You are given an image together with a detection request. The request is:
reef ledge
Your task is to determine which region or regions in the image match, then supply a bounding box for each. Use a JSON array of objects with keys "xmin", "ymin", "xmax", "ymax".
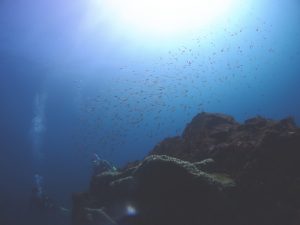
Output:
[{"xmin": 72, "ymin": 112, "xmax": 300, "ymax": 225}]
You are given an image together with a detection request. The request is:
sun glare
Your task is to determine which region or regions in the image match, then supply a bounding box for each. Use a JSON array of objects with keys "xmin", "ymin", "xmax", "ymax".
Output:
[{"xmin": 98, "ymin": 0, "xmax": 237, "ymax": 37}]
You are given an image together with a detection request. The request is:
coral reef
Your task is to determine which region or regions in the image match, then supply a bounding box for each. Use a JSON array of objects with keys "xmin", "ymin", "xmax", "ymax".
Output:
[{"xmin": 72, "ymin": 112, "xmax": 300, "ymax": 225}]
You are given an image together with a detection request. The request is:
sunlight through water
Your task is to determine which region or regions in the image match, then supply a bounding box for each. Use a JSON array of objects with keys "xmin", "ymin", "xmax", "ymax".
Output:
[{"xmin": 85, "ymin": 0, "xmax": 239, "ymax": 39}]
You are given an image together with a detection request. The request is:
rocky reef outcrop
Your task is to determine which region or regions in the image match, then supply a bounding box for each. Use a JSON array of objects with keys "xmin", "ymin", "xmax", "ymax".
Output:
[{"xmin": 72, "ymin": 112, "xmax": 300, "ymax": 225}]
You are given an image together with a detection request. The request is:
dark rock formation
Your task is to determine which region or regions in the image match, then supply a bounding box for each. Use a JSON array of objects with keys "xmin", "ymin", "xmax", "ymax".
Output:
[
  {"xmin": 72, "ymin": 112, "xmax": 300, "ymax": 225},
  {"xmin": 151, "ymin": 112, "xmax": 299, "ymax": 175}
]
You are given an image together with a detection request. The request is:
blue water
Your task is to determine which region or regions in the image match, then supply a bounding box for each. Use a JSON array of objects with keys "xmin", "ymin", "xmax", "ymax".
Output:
[{"xmin": 0, "ymin": 0, "xmax": 299, "ymax": 224}]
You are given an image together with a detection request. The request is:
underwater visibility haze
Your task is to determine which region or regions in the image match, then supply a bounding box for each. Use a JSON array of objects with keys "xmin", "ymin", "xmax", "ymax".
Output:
[{"xmin": 0, "ymin": 0, "xmax": 300, "ymax": 224}]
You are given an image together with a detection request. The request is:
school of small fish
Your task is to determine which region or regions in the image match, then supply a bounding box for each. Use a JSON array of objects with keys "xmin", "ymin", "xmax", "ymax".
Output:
[{"xmin": 70, "ymin": 21, "xmax": 300, "ymax": 162}]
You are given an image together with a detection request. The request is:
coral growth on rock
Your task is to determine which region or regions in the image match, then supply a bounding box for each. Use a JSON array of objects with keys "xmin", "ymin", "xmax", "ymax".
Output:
[{"xmin": 72, "ymin": 112, "xmax": 300, "ymax": 225}]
